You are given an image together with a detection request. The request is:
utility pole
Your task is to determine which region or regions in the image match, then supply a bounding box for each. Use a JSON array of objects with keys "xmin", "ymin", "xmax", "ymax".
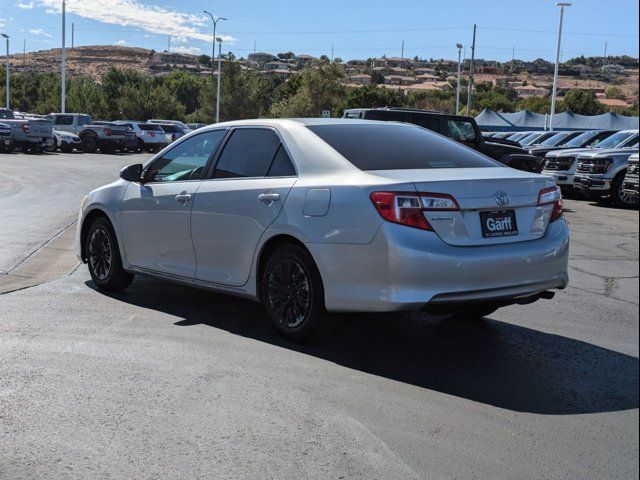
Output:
[
  {"xmin": 603, "ymin": 40, "xmax": 608, "ymax": 59},
  {"xmin": 216, "ymin": 38, "xmax": 222, "ymax": 123},
  {"xmin": 23, "ymin": 39, "xmax": 26, "ymax": 68},
  {"xmin": 253, "ymin": 40, "xmax": 256, "ymax": 56},
  {"xmin": 1, "ymin": 34, "xmax": 9, "ymax": 110},
  {"xmin": 456, "ymin": 43, "xmax": 462, "ymax": 114},
  {"xmin": 550, "ymin": 3, "xmax": 571, "ymax": 132},
  {"xmin": 331, "ymin": 44, "xmax": 334, "ymax": 62},
  {"xmin": 72, "ymin": 22, "xmax": 74, "ymax": 49},
  {"xmin": 466, "ymin": 24, "xmax": 476, "ymax": 116},
  {"xmin": 167, "ymin": 35, "xmax": 171, "ymax": 52},
  {"xmin": 61, "ymin": 0, "xmax": 66, "ymax": 113},
  {"xmin": 512, "ymin": 46, "xmax": 515, "ymax": 62},
  {"xmin": 401, "ymin": 40, "xmax": 404, "ymax": 59},
  {"xmin": 204, "ymin": 11, "xmax": 227, "ymax": 123}
]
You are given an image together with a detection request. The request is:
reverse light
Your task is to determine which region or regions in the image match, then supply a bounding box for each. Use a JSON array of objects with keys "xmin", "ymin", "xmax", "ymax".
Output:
[
  {"xmin": 370, "ymin": 191, "xmax": 459, "ymax": 231},
  {"xmin": 21, "ymin": 124, "xmax": 30, "ymax": 134},
  {"xmin": 538, "ymin": 186, "xmax": 563, "ymax": 222}
]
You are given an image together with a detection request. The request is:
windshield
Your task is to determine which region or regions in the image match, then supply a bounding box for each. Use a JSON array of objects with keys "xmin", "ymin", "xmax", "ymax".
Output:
[
  {"xmin": 519, "ymin": 133, "xmax": 542, "ymax": 145},
  {"xmin": 307, "ymin": 123, "xmax": 500, "ymax": 170},
  {"xmin": 563, "ymin": 131, "xmax": 598, "ymax": 148},
  {"xmin": 599, "ymin": 131, "xmax": 636, "ymax": 149},
  {"xmin": 539, "ymin": 132, "xmax": 570, "ymax": 147}
]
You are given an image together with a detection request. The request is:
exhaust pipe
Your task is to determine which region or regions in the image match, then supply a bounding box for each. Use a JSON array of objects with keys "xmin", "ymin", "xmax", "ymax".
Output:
[{"xmin": 516, "ymin": 290, "xmax": 555, "ymax": 305}]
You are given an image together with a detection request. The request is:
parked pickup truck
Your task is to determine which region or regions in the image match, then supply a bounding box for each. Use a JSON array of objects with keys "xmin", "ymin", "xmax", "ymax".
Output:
[
  {"xmin": 542, "ymin": 130, "xmax": 638, "ymax": 191},
  {"xmin": 622, "ymin": 153, "xmax": 639, "ymax": 205},
  {"xmin": 0, "ymin": 108, "xmax": 54, "ymax": 153},
  {"xmin": 343, "ymin": 107, "xmax": 543, "ymax": 172},
  {"xmin": 0, "ymin": 122, "xmax": 13, "ymax": 152},
  {"xmin": 573, "ymin": 147, "xmax": 639, "ymax": 208},
  {"xmin": 44, "ymin": 113, "xmax": 129, "ymax": 153}
]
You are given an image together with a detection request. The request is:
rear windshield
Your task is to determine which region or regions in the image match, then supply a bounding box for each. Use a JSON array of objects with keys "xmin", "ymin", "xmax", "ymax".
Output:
[{"xmin": 307, "ymin": 123, "xmax": 499, "ymax": 170}]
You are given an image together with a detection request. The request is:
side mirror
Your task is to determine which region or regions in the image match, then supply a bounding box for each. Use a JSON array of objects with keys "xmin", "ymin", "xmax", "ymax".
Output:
[{"xmin": 119, "ymin": 163, "xmax": 143, "ymax": 182}]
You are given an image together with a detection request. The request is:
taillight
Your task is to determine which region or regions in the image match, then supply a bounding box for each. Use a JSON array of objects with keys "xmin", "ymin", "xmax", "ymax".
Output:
[
  {"xmin": 104, "ymin": 128, "xmax": 112, "ymax": 136},
  {"xmin": 538, "ymin": 186, "xmax": 563, "ymax": 222},
  {"xmin": 21, "ymin": 124, "xmax": 30, "ymax": 134},
  {"xmin": 172, "ymin": 134, "xmax": 177, "ymax": 141},
  {"xmin": 370, "ymin": 191, "xmax": 459, "ymax": 231}
]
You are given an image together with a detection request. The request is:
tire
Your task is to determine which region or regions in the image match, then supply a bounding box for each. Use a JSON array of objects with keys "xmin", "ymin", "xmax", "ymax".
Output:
[
  {"xmin": 60, "ymin": 145, "xmax": 73, "ymax": 153},
  {"xmin": 260, "ymin": 243, "xmax": 326, "ymax": 341},
  {"xmin": 610, "ymin": 173, "xmax": 636, "ymax": 209},
  {"xmin": 136, "ymin": 139, "xmax": 145, "ymax": 153},
  {"xmin": 85, "ymin": 217, "xmax": 134, "ymax": 292},
  {"xmin": 81, "ymin": 136, "xmax": 98, "ymax": 153},
  {"xmin": 101, "ymin": 144, "xmax": 116, "ymax": 155}
]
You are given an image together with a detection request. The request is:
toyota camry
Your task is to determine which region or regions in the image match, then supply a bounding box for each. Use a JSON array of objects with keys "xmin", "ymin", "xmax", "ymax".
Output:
[{"xmin": 77, "ymin": 119, "xmax": 569, "ymax": 340}]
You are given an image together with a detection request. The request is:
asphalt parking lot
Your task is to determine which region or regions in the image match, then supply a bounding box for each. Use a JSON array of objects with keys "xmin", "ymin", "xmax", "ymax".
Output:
[{"xmin": 0, "ymin": 151, "xmax": 638, "ymax": 479}]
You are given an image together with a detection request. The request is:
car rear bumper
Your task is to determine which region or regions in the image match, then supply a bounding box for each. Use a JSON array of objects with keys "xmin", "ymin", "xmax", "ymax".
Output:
[{"xmin": 307, "ymin": 219, "xmax": 570, "ymax": 313}]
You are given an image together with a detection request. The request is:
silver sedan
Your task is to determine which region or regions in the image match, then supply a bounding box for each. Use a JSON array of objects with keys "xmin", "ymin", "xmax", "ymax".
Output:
[{"xmin": 77, "ymin": 119, "xmax": 569, "ymax": 340}]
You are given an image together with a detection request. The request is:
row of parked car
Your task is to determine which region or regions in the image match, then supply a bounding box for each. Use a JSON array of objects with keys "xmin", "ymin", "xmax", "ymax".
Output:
[
  {"xmin": 0, "ymin": 108, "xmax": 203, "ymax": 155},
  {"xmin": 485, "ymin": 129, "xmax": 639, "ymax": 208}
]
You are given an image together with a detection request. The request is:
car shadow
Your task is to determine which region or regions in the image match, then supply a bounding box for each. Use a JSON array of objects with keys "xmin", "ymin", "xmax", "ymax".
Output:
[{"xmin": 87, "ymin": 276, "xmax": 639, "ymax": 416}]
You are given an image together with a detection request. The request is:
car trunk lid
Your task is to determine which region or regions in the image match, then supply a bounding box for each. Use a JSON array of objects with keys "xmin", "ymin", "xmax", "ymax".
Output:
[{"xmin": 368, "ymin": 167, "xmax": 556, "ymax": 246}]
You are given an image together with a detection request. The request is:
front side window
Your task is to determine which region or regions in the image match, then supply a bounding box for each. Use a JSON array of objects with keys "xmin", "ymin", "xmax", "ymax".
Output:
[
  {"xmin": 214, "ymin": 128, "xmax": 281, "ymax": 178},
  {"xmin": 447, "ymin": 120, "xmax": 478, "ymax": 142},
  {"xmin": 56, "ymin": 115, "xmax": 74, "ymax": 126},
  {"xmin": 145, "ymin": 130, "xmax": 226, "ymax": 182}
]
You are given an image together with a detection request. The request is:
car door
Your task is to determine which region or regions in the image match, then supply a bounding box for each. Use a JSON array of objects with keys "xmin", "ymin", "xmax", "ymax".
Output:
[
  {"xmin": 191, "ymin": 127, "xmax": 297, "ymax": 286},
  {"xmin": 119, "ymin": 129, "xmax": 227, "ymax": 278}
]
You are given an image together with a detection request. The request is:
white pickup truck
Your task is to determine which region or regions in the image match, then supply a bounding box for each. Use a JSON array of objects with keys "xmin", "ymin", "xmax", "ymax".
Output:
[
  {"xmin": 0, "ymin": 108, "xmax": 54, "ymax": 153},
  {"xmin": 44, "ymin": 113, "xmax": 130, "ymax": 153}
]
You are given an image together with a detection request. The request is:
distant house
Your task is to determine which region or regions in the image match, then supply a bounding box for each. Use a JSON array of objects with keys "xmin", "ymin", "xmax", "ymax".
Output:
[
  {"xmin": 411, "ymin": 60, "xmax": 432, "ymax": 69},
  {"xmin": 415, "ymin": 73, "xmax": 439, "ymax": 83},
  {"xmin": 371, "ymin": 57, "xmax": 387, "ymax": 67},
  {"xmin": 371, "ymin": 66, "xmax": 395, "ymax": 76},
  {"xmin": 295, "ymin": 54, "xmax": 317, "ymax": 67},
  {"xmin": 262, "ymin": 69, "xmax": 292, "ymax": 79},
  {"xmin": 348, "ymin": 74, "xmax": 371, "ymax": 85},
  {"xmin": 403, "ymin": 82, "xmax": 451, "ymax": 92},
  {"xmin": 248, "ymin": 52, "xmax": 277, "ymax": 64},
  {"xmin": 346, "ymin": 59, "xmax": 367, "ymax": 67},
  {"xmin": 602, "ymin": 64, "xmax": 625, "ymax": 75},
  {"xmin": 384, "ymin": 75, "xmax": 417, "ymax": 86},
  {"xmin": 514, "ymin": 85, "xmax": 550, "ymax": 98},
  {"xmin": 414, "ymin": 67, "xmax": 436, "ymax": 75},
  {"xmin": 385, "ymin": 57, "xmax": 411, "ymax": 68},
  {"xmin": 264, "ymin": 61, "xmax": 290, "ymax": 71}
]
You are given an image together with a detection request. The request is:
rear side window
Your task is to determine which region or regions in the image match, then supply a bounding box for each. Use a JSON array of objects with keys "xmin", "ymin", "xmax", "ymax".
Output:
[
  {"xmin": 307, "ymin": 124, "xmax": 499, "ymax": 170},
  {"xmin": 411, "ymin": 116, "xmax": 439, "ymax": 132},
  {"xmin": 214, "ymin": 128, "xmax": 281, "ymax": 178},
  {"xmin": 139, "ymin": 124, "xmax": 162, "ymax": 131},
  {"xmin": 268, "ymin": 145, "xmax": 296, "ymax": 176}
]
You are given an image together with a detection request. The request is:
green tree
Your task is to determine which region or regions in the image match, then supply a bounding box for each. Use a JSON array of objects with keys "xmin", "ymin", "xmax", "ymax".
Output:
[
  {"xmin": 605, "ymin": 86, "xmax": 624, "ymax": 99},
  {"xmin": 563, "ymin": 89, "xmax": 604, "ymax": 115}
]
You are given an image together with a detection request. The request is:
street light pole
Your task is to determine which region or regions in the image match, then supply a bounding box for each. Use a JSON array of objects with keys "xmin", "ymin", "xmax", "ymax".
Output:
[
  {"xmin": 203, "ymin": 11, "xmax": 226, "ymax": 123},
  {"xmin": 61, "ymin": 0, "xmax": 66, "ymax": 113},
  {"xmin": 455, "ymin": 43, "xmax": 462, "ymax": 114},
  {"xmin": 466, "ymin": 24, "xmax": 476, "ymax": 116},
  {"xmin": 550, "ymin": 2, "xmax": 571, "ymax": 132},
  {"xmin": 216, "ymin": 38, "xmax": 222, "ymax": 123},
  {"xmin": 1, "ymin": 34, "xmax": 8, "ymax": 110}
]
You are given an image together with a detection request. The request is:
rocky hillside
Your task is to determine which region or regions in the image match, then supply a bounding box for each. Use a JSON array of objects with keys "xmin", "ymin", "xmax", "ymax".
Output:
[{"xmin": 9, "ymin": 45, "xmax": 170, "ymax": 80}]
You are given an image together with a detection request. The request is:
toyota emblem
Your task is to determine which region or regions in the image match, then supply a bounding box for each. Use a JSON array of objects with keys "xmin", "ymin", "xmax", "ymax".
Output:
[{"xmin": 495, "ymin": 192, "xmax": 510, "ymax": 207}]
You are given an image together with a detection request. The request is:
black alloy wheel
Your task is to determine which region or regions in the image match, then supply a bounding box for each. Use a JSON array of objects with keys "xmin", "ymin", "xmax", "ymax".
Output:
[
  {"xmin": 261, "ymin": 244, "xmax": 325, "ymax": 341},
  {"xmin": 85, "ymin": 217, "xmax": 134, "ymax": 291}
]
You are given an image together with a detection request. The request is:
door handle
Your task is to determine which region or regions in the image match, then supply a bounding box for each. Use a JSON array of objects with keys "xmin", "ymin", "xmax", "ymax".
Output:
[
  {"xmin": 258, "ymin": 193, "xmax": 280, "ymax": 204},
  {"xmin": 175, "ymin": 193, "xmax": 192, "ymax": 204}
]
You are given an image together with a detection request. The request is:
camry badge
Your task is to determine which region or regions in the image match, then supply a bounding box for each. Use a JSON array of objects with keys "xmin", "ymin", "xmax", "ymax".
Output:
[{"xmin": 495, "ymin": 191, "xmax": 510, "ymax": 207}]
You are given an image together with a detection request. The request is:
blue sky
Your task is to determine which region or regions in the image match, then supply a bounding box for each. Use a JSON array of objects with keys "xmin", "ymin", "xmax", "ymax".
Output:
[{"xmin": 0, "ymin": 0, "xmax": 638, "ymax": 61}]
